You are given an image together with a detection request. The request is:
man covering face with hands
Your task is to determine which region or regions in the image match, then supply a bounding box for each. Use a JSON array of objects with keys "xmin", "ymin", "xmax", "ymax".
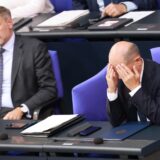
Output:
[{"xmin": 106, "ymin": 41, "xmax": 160, "ymax": 126}]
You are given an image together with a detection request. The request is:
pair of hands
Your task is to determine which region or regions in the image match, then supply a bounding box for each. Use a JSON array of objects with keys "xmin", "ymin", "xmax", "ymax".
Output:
[
  {"xmin": 103, "ymin": 3, "xmax": 127, "ymax": 17},
  {"xmin": 106, "ymin": 64, "xmax": 140, "ymax": 93},
  {"xmin": 3, "ymin": 107, "xmax": 24, "ymax": 120}
]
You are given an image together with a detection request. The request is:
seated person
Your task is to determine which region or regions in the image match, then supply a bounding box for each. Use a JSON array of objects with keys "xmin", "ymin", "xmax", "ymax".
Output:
[
  {"xmin": 0, "ymin": 0, "xmax": 54, "ymax": 19},
  {"xmin": 0, "ymin": 6, "xmax": 57, "ymax": 120},
  {"xmin": 106, "ymin": 41, "xmax": 160, "ymax": 126},
  {"xmin": 73, "ymin": 0, "xmax": 157, "ymax": 17}
]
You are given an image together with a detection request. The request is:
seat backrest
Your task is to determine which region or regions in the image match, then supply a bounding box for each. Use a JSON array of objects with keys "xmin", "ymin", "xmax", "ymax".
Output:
[
  {"xmin": 157, "ymin": 0, "xmax": 160, "ymax": 9},
  {"xmin": 49, "ymin": 50, "xmax": 63, "ymax": 98},
  {"xmin": 50, "ymin": 0, "xmax": 72, "ymax": 13},
  {"xmin": 72, "ymin": 66, "xmax": 108, "ymax": 121},
  {"xmin": 150, "ymin": 47, "xmax": 160, "ymax": 64}
]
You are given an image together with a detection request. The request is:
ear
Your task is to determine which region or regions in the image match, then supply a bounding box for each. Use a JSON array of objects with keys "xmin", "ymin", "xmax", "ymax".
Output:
[
  {"xmin": 6, "ymin": 17, "xmax": 13, "ymax": 29},
  {"xmin": 135, "ymin": 56, "xmax": 142, "ymax": 65}
]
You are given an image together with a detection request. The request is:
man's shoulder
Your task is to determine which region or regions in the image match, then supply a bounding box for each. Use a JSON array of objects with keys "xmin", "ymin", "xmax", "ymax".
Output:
[
  {"xmin": 15, "ymin": 35, "xmax": 44, "ymax": 46},
  {"xmin": 144, "ymin": 59, "xmax": 160, "ymax": 78}
]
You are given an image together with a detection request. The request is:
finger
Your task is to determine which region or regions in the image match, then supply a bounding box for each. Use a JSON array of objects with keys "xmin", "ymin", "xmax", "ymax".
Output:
[
  {"xmin": 7, "ymin": 114, "xmax": 14, "ymax": 120},
  {"xmin": 3, "ymin": 114, "xmax": 12, "ymax": 120},
  {"xmin": 108, "ymin": 6, "xmax": 118, "ymax": 17},
  {"xmin": 107, "ymin": 64, "xmax": 112, "ymax": 71},
  {"xmin": 3, "ymin": 113, "xmax": 10, "ymax": 120},
  {"xmin": 121, "ymin": 64, "xmax": 132, "ymax": 74},
  {"xmin": 116, "ymin": 65, "xmax": 127, "ymax": 78},
  {"xmin": 107, "ymin": 65, "xmax": 113, "ymax": 76},
  {"xmin": 104, "ymin": 5, "xmax": 113, "ymax": 16},
  {"xmin": 109, "ymin": 67, "xmax": 114, "ymax": 78}
]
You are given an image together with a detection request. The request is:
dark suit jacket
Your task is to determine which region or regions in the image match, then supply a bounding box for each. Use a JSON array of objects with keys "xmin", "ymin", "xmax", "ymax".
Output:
[
  {"xmin": 73, "ymin": 0, "xmax": 88, "ymax": 9},
  {"xmin": 107, "ymin": 60, "xmax": 160, "ymax": 126},
  {"xmin": 11, "ymin": 35, "xmax": 57, "ymax": 115},
  {"xmin": 73, "ymin": 0, "xmax": 157, "ymax": 11}
]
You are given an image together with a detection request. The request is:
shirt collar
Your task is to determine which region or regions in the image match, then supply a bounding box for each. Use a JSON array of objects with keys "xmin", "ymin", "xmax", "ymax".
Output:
[
  {"xmin": 140, "ymin": 59, "xmax": 144, "ymax": 83},
  {"xmin": 3, "ymin": 32, "xmax": 15, "ymax": 52}
]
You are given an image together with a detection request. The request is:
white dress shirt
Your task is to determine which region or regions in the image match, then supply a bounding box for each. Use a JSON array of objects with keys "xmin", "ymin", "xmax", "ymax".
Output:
[
  {"xmin": 97, "ymin": 0, "xmax": 138, "ymax": 12},
  {"xmin": 2, "ymin": 33, "xmax": 31, "ymax": 118},
  {"xmin": 0, "ymin": 0, "xmax": 54, "ymax": 18},
  {"xmin": 2, "ymin": 33, "xmax": 15, "ymax": 108}
]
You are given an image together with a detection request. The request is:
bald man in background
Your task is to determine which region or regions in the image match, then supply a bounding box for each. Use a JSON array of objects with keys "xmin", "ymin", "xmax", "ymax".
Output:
[{"xmin": 106, "ymin": 41, "xmax": 160, "ymax": 127}]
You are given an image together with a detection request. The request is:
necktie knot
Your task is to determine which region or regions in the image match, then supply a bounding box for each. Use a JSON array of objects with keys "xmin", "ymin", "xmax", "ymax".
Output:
[{"xmin": 0, "ymin": 47, "xmax": 5, "ymax": 55}]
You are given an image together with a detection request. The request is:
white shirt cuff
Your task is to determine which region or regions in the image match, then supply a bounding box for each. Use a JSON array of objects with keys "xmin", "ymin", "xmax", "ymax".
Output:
[
  {"xmin": 129, "ymin": 85, "xmax": 141, "ymax": 97},
  {"xmin": 121, "ymin": 2, "xmax": 138, "ymax": 12},
  {"xmin": 21, "ymin": 104, "xmax": 32, "ymax": 118},
  {"xmin": 107, "ymin": 89, "xmax": 118, "ymax": 101}
]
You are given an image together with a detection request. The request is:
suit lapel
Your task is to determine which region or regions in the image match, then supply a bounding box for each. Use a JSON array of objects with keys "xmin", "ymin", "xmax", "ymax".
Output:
[
  {"xmin": 118, "ymin": 80, "xmax": 137, "ymax": 121},
  {"xmin": 87, "ymin": 0, "xmax": 99, "ymax": 11},
  {"xmin": 141, "ymin": 60, "xmax": 153, "ymax": 93},
  {"xmin": 11, "ymin": 36, "xmax": 23, "ymax": 90}
]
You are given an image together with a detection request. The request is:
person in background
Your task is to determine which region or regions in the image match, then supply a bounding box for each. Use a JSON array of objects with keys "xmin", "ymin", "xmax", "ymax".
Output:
[
  {"xmin": 73, "ymin": 0, "xmax": 157, "ymax": 17},
  {"xmin": 106, "ymin": 41, "xmax": 160, "ymax": 126},
  {"xmin": 0, "ymin": 0, "xmax": 54, "ymax": 19},
  {"xmin": 0, "ymin": 6, "xmax": 57, "ymax": 120}
]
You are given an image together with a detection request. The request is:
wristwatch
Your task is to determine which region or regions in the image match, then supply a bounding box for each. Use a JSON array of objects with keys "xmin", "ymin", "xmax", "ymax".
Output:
[{"xmin": 20, "ymin": 105, "xmax": 28, "ymax": 113}]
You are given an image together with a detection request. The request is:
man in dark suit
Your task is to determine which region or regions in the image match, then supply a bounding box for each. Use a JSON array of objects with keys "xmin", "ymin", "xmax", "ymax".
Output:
[
  {"xmin": 73, "ymin": 0, "xmax": 157, "ymax": 17},
  {"xmin": 0, "ymin": 6, "xmax": 57, "ymax": 120},
  {"xmin": 106, "ymin": 41, "xmax": 160, "ymax": 127}
]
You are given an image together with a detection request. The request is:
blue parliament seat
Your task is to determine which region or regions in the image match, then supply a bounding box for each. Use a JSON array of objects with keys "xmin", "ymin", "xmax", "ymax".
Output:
[
  {"xmin": 150, "ymin": 47, "xmax": 160, "ymax": 64},
  {"xmin": 33, "ymin": 50, "xmax": 63, "ymax": 120},
  {"xmin": 72, "ymin": 66, "xmax": 108, "ymax": 121},
  {"xmin": 50, "ymin": 0, "xmax": 72, "ymax": 13}
]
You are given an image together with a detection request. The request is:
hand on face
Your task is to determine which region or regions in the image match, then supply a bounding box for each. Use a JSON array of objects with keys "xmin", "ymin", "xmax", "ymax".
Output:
[
  {"xmin": 106, "ymin": 64, "xmax": 119, "ymax": 93},
  {"xmin": 116, "ymin": 64, "xmax": 140, "ymax": 91},
  {"xmin": 103, "ymin": 3, "xmax": 127, "ymax": 17},
  {"xmin": 3, "ymin": 107, "xmax": 24, "ymax": 120}
]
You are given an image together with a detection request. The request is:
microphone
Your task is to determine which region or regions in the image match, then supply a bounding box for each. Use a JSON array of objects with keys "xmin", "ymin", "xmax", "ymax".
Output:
[
  {"xmin": 0, "ymin": 133, "xmax": 8, "ymax": 140},
  {"xmin": 53, "ymin": 137, "xmax": 104, "ymax": 145},
  {"xmin": 93, "ymin": 137, "xmax": 104, "ymax": 144}
]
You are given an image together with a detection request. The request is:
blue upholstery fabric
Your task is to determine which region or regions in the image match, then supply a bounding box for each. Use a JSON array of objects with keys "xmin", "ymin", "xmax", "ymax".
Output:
[
  {"xmin": 72, "ymin": 66, "xmax": 108, "ymax": 121},
  {"xmin": 150, "ymin": 47, "xmax": 160, "ymax": 64},
  {"xmin": 49, "ymin": 50, "xmax": 63, "ymax": 98},
  {"xmin": 50, "ymin": 0, "xmax": 72, "ymax": 12}
]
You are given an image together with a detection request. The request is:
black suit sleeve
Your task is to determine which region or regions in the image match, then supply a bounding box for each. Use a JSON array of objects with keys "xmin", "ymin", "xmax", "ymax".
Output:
[
  {"xmin": 131, "ymin": 85, "xmax": 160, "ymax": 124},
  {"xmin": 24, "ymin": 42, "xmax": 57, "ymax": 113},
  {"xmin": 72, "ymin": 0, "xmax": 88, "ymax": 9},
  {"xmin": 132, "ymin": 0, "xmax": 157, "ymax": 10},
  {"xmin": 107, "ymin": 96, "xmax": 126, "ymax": 127}
]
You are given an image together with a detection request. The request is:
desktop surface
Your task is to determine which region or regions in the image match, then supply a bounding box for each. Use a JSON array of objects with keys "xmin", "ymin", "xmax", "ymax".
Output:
[
  {"xmin": 0, "ymin": 120, "xmax": 160, "ymax": 159},
  {"xmin": 44, "ymin": 121, "xmax": 160, "ymax": 157},
  {"xmin": 16, "ymin": 11, "xmax": 160, "ymax": 40}
]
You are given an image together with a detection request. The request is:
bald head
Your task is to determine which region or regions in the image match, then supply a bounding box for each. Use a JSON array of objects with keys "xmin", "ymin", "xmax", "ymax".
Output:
[{"xmin": 109, "ymin": 41, "xmax": 141, "ymax": 66}]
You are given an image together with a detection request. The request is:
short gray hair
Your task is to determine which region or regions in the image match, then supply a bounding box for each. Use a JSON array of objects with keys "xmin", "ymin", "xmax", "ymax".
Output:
[{"xmin": 0, "ymin": 6, "xmax": 11, "ymax": 19}]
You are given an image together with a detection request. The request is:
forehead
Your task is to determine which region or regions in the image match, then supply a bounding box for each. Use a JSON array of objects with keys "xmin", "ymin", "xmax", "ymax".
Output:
[{"xmin": 109, "ymin": 54, "xmax": 127, "ymax": 66}]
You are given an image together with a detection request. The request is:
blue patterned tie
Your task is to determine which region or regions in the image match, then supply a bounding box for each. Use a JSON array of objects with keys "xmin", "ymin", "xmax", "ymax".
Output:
[{"xmin": 0, "ymin": 47, "xmax": 5, "ymax": 108}]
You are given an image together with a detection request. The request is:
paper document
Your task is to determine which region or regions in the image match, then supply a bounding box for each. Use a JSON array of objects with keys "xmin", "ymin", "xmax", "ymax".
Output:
[
  {"xmin": 120, "ymin": 11, "xmax": 155, "ymax": 26},
  {"xmin": 37, "ymin": 10, "xmax": 89, "ymax": 27},
  {"xmin": 21, "ymin": 114, "xmax": 78, "ymax": 134}
]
